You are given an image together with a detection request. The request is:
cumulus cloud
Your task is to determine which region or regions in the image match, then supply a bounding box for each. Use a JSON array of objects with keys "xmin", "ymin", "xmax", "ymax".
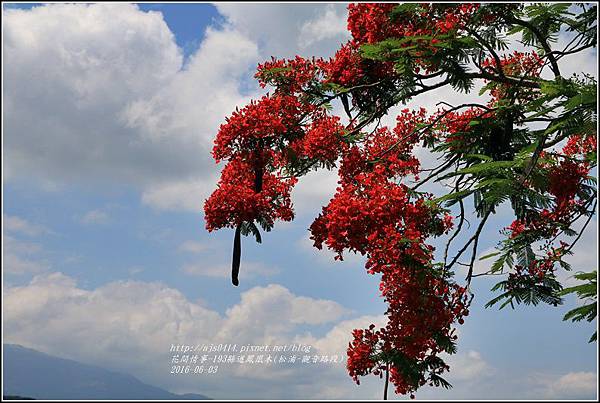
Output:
[
  {"xmin": 140, "ymin": 4, "xmax": 352, "ymax": 212},
  {"xmin": 3, "ymin": 246, "xmax": 49, "ymax": 275},
  {"xmin": 141, "ymin": 176, "xmax": 218, "ymax": 213},
  {"xmin": 5, "ymin": 270, "xmax": 574, "ymax": 400},
  {"xmin": 3, "ymin": 3, "xmax": 355, "ymax": 213},
  {"xmin": 292, "ymin": 168, "xmax": 339, "ymax": 216},
  {"xmin": 122, "ymin": 25, "xmax": 258, "ymax": 144},
  {"xmin": 530, "ymin": 371, "xmax": 598, "ymax": 399},
  {"xmin": 3, "ymin": 4, "xmax": 185, "ymax": 185},
  {"xmin": 2, "ymin": 273, "xmax": 370, "ymax": 399},
  {"xmin": 128, "ymin": 22, "xmax": 264, "ymax": 212},
  {"xmin": 3, "ymin": 4, "xmax": 259, "ymax": 214},
  {"xmin": 296, "ymin": 314, "xmax": 386, "ymax": 356},
  {"xmin": 215, "ymin": 3, "xmax": 350, "ymax": 59},
  {"xmin": 299, "ymin": 4, "xmax": 349, "ymax": 49},
  {"xmin": 445, "ymin": 350, "xmax": 492, "ymax": 382},
  {"xmin": 4, "ymin": 272, "xmax": 220, "ymax": 373},
  {"xmin": 546, "ymin": 371, "xmax": 598, "ymax": 399}
]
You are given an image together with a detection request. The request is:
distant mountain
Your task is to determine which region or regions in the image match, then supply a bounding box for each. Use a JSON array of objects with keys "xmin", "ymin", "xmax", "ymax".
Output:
[{"xmin": 3, "ymin": 344, "xmax": 210, "ymax": 400}]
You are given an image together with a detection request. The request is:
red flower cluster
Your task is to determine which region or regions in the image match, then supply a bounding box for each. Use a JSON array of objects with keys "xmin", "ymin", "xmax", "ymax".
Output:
[
  {"xmin": 344, "ymin": 3, "xmax": 485, "ymax": 78},
  {"xmin": 347, "ymin": 325, "xmax": 381, "ymax": 384},
  {"xmin": 347, "ymin": 3, "xmax": 481, "ymax": 45},
  {"xmin": 505, "ymin": 134, "xmax": 592, "ymax": 260},
  {"xmin": 204, "ymin": 2, "xmax": 591, "ymax": 398},
  {"xmin": 207, "ymin": 62, "xmax": 350, "ymax": 232},
  {"xmin": 320, "ymin": 42, "xmax": 365, "ymax": 87},
  {"xmin": 309, "ymin": 171, "xmax": 418, "ymax": 259},
  {"xmin": 563, "ymin": 133, "xmax": 597, "ymax": 157},
  {"xmin": 506, "ymin": 157, "xmax": 589, "ymax": 240},
  {"xmin": 432, "ymin": 3, "xmax": 482, "ymax": 34},
  {"xmin": 212, "ymin": 94, "xmax": 308, "ymax": 162},
  {"xmin": 482, "ymin": 51, "xmax": 544, "ymax": 103},
  {"xmin": 204, "ymin": 155, "xmax": 297, "ymax": 231},
  {"xmin": 255, "ymin": 56, "xmax": 321, "ymax": 93},
  {"xmin": 548, "ymin": 159, "xmax": 589, "ymax": 210},
  {"xmin": 338, "ymin": 109, "xmax": 427, "ymax": 184},
  {"xmin": 294, "ymin": 114, "xmax": 347, "ymax": 163},
  {"xmin": 308, "ymin": 110, "xmax": 466, "ymax": 395},
  {"xmin": 347, "ymin": 3, "xmax": 399, "ymax": 45},
  {"xmin": 484, "ymin": 51, "xmax": 544, "ymax": 77},
  {"xmin": 430, "ymin": 107, "xmax": 494, "ymax": 152},
  {"xmin": 507, "ymin": 219, "xmax": 526, "ymax": 238}
]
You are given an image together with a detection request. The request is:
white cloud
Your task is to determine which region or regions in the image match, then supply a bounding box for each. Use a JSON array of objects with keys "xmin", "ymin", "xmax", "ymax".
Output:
[
  {"xmin": 549, "ymin": 371, "xmax": 598, "ymax": 398},
  {"xmin": 445, "ymin": 350, "xmax": 492, "ymax": 382},
  {"xmin": 6, "ymin": 271, "xmax": 581, "ymax": 400},
  {"xmin": 3, "ymin": 249, "xmax": 49, "ymax": 275},
  {"xmin": 141, "ymin": 176, "xmax": 218, "ymax": 213},
  {"xmin": 220, "ymin": 284, "xmax": 348, "ymax": 333},
  {"xmin": 128, "ymin": 266, "xmax": 144, "ymax": 276},
  {"xmin": 533, "ymin": 371, "xmax": 598, "ymax": 399},
  {"xmin": 178, "ymin": 240, "xmax": 209, "ymax": 254},
  {"xmin": 3, "ymin": 216, "xmax": 51, "ymax": 275},
  {"xmin": 215, "ymin": 3, "xmax": 350, "ymax": 59},
  {"xmin": 4, "ymin": 272, "xmax": 221, "ymax": 374},
  {"xmin": 292, "ymin": 168, "xmax": 339, "ymax": 217},
  {"xmin": 130, "ymin": 24, "xmax": 261, "ymax": 212},
  {"xmin": 3, "ymin": 215, "xmax": 49, "ymax": 236},
  {"xmin": 296, "ymin": 314, "xmax": 386, "ymax": 356},
  {"xmin": 80, "ymin": 209, "xmax": 110, "ymax": 225},
  {"xmin": 3, "ymin": 3, "xmax": 353, "ymax": 214},
  {"xmin": 299, "ymin": 4, "xmax": 349, "ymax": 49},
  {"xmin": 3, "ymin": 4, "xmax": 186, "ymax": 186},
  {"xmin": 121, "ymin": 25, "xmax": 259, "ymax": 148},
  {"xmin": 3, "ymin": 273, "xmax": 363, "ymax": 399},
  {"xmin": 139, "ymin": 4, "xmax": 352, "ymax": 212},
  {"xmin": 3, "ymin": 4, "xmax": 258, "ymax": 214},
  {"xmin": 297, "ymin": 232, "xmax": 366, "ymax": 267}
]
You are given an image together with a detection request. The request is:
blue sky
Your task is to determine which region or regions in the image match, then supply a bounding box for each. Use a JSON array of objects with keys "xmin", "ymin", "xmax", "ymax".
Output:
[
  {"xmin": 137, "ymin": 3, "xmax": 222, "ymax": 59},
  {"xmin": 2, "ymin": 2, "xmax": 598, "ymax": 400}
]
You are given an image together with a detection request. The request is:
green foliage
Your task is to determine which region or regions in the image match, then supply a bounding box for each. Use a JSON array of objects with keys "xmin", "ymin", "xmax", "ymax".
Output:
[
  {"xmin": 517, "ymin": 4, "xmax": 570, "ymax": 46},
  {"xmin": 485, "ymin": 273, "xmax": 563, "ymax": 310},
  {"xmin": 347, "ymin": 5, "xmax": 597, "ymax": 397},
  {"xmin": 560, "ymin": 271, "xmax": 598, "ymax": 342},
  {"xmin": 240, "ymin": 221, "xmax": 262, "ymax": 244},
  {"xmin": 384, "ymin": 350, "xmax": 453, "ymax": 391},
  {"xmin": 325, "ymin": 1, "xmax": 597, "ymax": 352}
]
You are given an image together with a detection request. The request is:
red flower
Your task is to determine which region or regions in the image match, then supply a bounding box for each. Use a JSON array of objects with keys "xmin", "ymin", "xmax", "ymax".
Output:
[
  {"xmin": 204, "ymin": 156, "xmax": 297, "ymax": 231},
  {"xmin": 202, "ymin": 3, "xmax": 584, "ymax": 398},
  {"xmin": 298, "ymin": 114, "xmax": 347, "ymax": 163},
  {"xmin": 320, "ymin": 42, "xmax": 365, "ymax": 87}
]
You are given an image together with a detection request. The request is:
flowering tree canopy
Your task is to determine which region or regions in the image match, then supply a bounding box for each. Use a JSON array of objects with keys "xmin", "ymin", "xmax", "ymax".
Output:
[{"xmin": 205, "ymin": 3, "xmax": 597, "ymax": 398}]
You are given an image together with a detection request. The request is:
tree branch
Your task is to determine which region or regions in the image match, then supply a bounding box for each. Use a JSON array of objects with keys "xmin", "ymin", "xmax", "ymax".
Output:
[{"xmin": 508, "ymin": 16, "xmax": 561, "ymax": 77}]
